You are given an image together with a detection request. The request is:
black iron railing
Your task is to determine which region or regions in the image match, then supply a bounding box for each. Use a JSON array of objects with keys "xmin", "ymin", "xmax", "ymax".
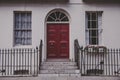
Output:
[
  {"xmin": 0, "ymin": 40, "xmax": 43, "ymax": 76},
  {"xmin": 74, "ymin": 39, "xmax": 120, "ymax": 76}
]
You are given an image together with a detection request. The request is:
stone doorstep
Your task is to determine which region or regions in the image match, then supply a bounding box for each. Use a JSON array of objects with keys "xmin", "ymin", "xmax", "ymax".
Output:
[
  {"xmin": 40, "ymin": 69, "xmax": 80, "ymax": 74},
  {"xmin": 40, "ymin": 65, "xmax": 78, "ymax": 69},
  {"xmin": 46, "ymin": 59, "xmax": 70, "ymax": 62},
  {"xmin": 41, "ymin": 62, "xmax": 76, "ymax": 66},
  {"xmin": 38, "ymin": 73, "xmax": 81, "ymax": 77}
]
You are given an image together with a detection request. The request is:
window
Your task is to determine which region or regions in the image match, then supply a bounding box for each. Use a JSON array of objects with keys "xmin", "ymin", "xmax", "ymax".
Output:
[
  {"xmin": 86, "ymin": 11, "xmax": 103, "ymax": 45},
  {"xmin": 14, "ymin": 11, "xmax": 32, "ymax": 45}
]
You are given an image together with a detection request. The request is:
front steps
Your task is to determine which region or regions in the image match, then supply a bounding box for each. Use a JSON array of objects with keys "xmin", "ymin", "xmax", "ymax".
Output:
[{"xmin": 39, "ymin": 59, "xmax": 80, "ymax": 75}]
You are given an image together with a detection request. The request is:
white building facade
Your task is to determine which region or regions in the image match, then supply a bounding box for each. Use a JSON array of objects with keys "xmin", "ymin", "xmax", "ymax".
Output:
[{"xmin": 0, "ymin": 0, "xmax": 120, "ymax": 61}]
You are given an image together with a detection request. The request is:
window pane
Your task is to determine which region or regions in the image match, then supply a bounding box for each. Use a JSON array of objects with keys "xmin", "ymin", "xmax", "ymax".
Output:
[
  {"xmin": 56, "ymin": 11, "xmax": 60, "ymax": 18},
  {"xmin": 88, "ymin": 21, "xmax": 91, "ymax": 28},
  {"xmin": 91, "ymin": 30, "xmax": 98, "ymax": 37},
  {"xmin": 61, "ymin": 17, "xmax": 69, "ymax": 21},
  {"xmin": 91, "ymin": 21, "xmax": 98, "ymax": 28},
  {"xmin": 92, "ymin": 13, "xmax": 97, "ymax": 20},
  {"xmin": 14, "ymin": 12, "xmax": 32, "ymax": 45},
  {"xmin": 87, "ymin": 13, "xmax": 90, "ymax": 20},
  {"xmin": 47, "ymin": 17, "xmax": 54, "ymax": 21},
  {"xmin": 91, "ymin": 38, "xmax": 98, "ymax": 45}
]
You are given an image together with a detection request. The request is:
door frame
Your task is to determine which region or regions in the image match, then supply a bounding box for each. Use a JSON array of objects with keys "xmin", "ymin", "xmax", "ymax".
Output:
[{"xmin": 44, "ymin": 9, "xmax": 71, "ymax": 60}]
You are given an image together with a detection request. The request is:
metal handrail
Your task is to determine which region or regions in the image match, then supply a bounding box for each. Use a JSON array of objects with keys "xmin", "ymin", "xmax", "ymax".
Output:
[
  {"xmin": 74, "ymin": 39, "xmax": 82, "ymax": 70},
  {"xmin": 39, "ymin": 40, "xmax": 43, "ymax": 70}
]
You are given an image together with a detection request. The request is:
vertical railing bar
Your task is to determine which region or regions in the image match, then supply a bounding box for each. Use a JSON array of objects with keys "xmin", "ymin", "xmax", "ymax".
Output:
[
  {"xmin": 108, "ymin": 49, "xmax": 110, "ymax": 76},
  {"xmin": 105, "ymin": 49, "xmax": 108, "ymax": 76},
  {"xmin": 86, "ymin": 49, "xmax": 88, "ymax": 74},
  {"xmin": 80, "ymin": 48, "xmax": 82, "ymax": 74},
  {"xmin": 28, "ymin": 49, "xmax": 30, "ymax": 74},
  {"xmin": 36, "ymin": 47, "xmax": 38, "ymax": 75},
  {"xmin": 89, "ymin": 48, "xmax": 91, "ymax": 74},
  {"xmin": 94, "ymin": 48, "xmax": 96, "ymax": 75},
  {"xmin": 111, "ymin": 49, "xmax": 113, "ymax": 75},
  {"xmin": 105, "ymin": 49, "xmax": 108, "ymax": 75},
  {"xmin": 83, "ymin": 51, "xmax": 87, "ymax": 74},
  {"xmin": 118, "ymin": 49, "xmax": 120, "ymax": 76},
  {"xmin": 113, "ymin": 49, "xmax": 116, "ymax": 76},
  {"xmin": 2, "ymin": 49, "xmax": 4, "ymax": 76},
  {"xmin": 25, "ymin": 49, "xmax": 26, "ymax": 71},
  {"xmin": 79, "ymin": 49, "xmax": 81, "ymax": 70},
  {"xmin": 4, "ymin": 49, "xmax": 6, "ymax": 75},
  {"xmin": 98, "ymin": 48, "xmax": 100, "ymax": 72},
  {"xmin": 78, "ymin": 48, "xmax": 80, "ymax": 69},
  {"xmin": 95, "ymin": 49, "xmax": 96, "ymax": 71},
  {"xmin": 30, "ymin": 49, "xmax": 32, "ymax": 75},
  {"xmin": 34, "ymin": 49, "xmax": 35, "ymax": 75},
  {"xmin": 10, "ymin": 49, "xmax": 12, "ymax": 75},
  {"xmin": 116, "ymin": 49, "xmax": 118, "ymax": 76},
  {"xmin": 90, "ymin": 48, "xmax": 92, "ymax": 74},
  {"xmin": 77, "ymin": 48, "xmax": 79, "ymax": 69},
  {"xmin": 102, "ymin": 49, "xmax": 104, "ymax": 75},
  {"xmin": 95, "ymin": 48, "xmax": 96, "ymax": 74},
  {"xmin": 82, "ymin": 49, "xmax": 84, "ymax": 75},
  {"xmin": 16, "ymin": 49, "xmax": 18, "ymax": 71},
  {"xmin": 13, "ymin": 49, "xmax": 15, "ymax": 75},
  {"xmin": 7, "ymin": 49, "xmax": 9, "ymax": 75},
  {"xmin": 103, "ymin": 49, "xmax": 106, "ymax": 74},
  {"xmin": 39, "ymin": 40, "xmax": 43, "ymax": 71},
  {"xmin": 81, "ymin": 49, "xmax": 83, "ymax": 75},
  {"xmin": 19, "ymin": 49, "xmax": 21, "ymax": 73},
  {"xmin": 81, "ymin": 50, "xmax": 85, "ymax": 74},
  {"xmin": 116, "ymin": 49, "xmax": 119, "ymax": 76},
  {"xmin": 22, "ymin": 49, "xmax": 24, "ymax": 75},
  {"xmin": 92, "ymin": 48, "xmax": 94, "ymax": 75}
]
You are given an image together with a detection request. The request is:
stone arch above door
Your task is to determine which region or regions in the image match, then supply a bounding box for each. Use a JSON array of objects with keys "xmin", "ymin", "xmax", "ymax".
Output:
[{"xmin": 46, "ymin": 9, "xmax": 70, "ymax": 23}]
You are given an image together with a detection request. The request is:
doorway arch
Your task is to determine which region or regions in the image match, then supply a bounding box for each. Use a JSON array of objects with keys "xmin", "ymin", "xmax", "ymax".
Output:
[{"xmin": 45, "ymin": 9, "xmax": 70, "ymax": 59}]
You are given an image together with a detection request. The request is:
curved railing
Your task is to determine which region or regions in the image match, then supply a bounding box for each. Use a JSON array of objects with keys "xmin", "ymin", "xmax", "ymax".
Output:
[{"xmin": 74, "ymin": 39, "xmax": 82, "ymax": 70}]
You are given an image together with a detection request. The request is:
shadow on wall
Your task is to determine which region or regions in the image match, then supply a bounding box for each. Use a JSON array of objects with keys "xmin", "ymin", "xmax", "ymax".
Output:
[
  {"xmin": 0, "ymin": 0, "xmax": 69, "ymax": 4},
  {"xmin": 83, "ymin": 0, "xmax": 120, "ymax": 4}
]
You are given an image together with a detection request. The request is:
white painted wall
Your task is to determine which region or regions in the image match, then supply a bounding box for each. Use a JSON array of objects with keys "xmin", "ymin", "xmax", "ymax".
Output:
[{"xmin": 0, "ymin": 0, "xmax": 120, "ymax": 61}]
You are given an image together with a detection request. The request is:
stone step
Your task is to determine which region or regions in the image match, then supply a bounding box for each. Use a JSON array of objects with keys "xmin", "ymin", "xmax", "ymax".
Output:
[
  {"xmin": 46, "ymin": 59, "xmax": 70, "ymax": 62},
  {"xmin": 40, "ymin": 65, "xmax": 78, "ymax": 70},
  {"xmin": 41, "ymin": 62, "xmax": 76, "ymax": 66},
  {"xmin": 40, "ymin": 69, "xmax": 80, "ymax": 74},
  {"xmin": 38, "ymin": 73, "xmax": 80, "ymax": 77}
]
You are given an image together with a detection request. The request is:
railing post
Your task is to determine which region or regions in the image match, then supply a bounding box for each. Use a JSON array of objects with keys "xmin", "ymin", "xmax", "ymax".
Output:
[
  {"xmin": 39, "ymin": 40, "xmax": 43, "ymax": 70},
  {"xmin": 36, "ymin": 47, "xmax": 39, "ymax": 75}
]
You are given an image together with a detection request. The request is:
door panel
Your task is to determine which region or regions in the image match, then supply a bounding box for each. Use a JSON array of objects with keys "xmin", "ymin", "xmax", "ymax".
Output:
[
  {"xmin": 47, "ymin": 24, "xmax": 69, "ymax": 58},
  {"xmin": 59, "ymin": 25, "xmax": 69, "ymax": 58},
  {"xmin": 47, "ymin": 24, "xmax": 59, "ymax": 58}
]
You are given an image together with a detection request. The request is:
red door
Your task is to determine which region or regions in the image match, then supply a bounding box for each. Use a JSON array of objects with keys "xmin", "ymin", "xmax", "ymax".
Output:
[{"xmin": 47, "ymin": 24, "xmax": 69, "ymax": 59}]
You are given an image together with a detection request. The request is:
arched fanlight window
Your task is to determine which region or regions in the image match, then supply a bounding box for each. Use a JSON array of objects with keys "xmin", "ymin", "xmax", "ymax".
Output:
[{"xmin": 47, "ymin": 11, "xmax": 69, "ymax": 22}]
